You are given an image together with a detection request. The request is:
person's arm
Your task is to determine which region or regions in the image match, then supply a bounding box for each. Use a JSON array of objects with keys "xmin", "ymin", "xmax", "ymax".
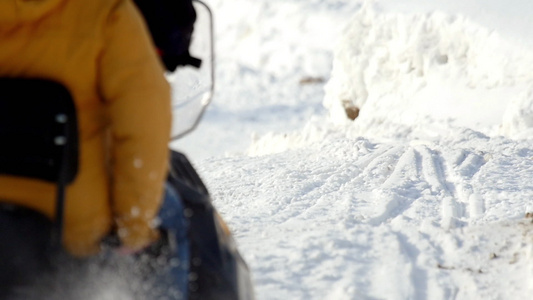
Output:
[{"xmin": 98, "ymin": 0, "xmax": 171, "ymax": 250}]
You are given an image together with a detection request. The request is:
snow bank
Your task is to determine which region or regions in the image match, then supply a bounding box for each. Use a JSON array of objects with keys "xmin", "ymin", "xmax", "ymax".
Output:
[
  {"xmin": 324, "ymin": 4, "xmax": 533, "ymax": 138},
  {"xmin": 249, "ymin": 3, "xmax": 533, "ymax": 156}
]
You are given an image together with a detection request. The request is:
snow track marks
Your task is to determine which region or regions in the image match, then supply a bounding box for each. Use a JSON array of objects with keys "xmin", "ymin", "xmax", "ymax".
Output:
[{"xmin": 201, "ymin": 133, "xmax": 532, "ymax": 300}]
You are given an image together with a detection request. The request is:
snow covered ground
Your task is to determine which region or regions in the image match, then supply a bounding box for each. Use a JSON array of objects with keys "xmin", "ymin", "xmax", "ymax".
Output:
[{"xmin": 173, "ymin": 0, "xmax": 533, "ymax": 299}]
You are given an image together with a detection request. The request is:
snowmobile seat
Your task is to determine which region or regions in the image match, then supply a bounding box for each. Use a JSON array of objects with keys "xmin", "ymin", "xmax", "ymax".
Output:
[
  {"xmin": 0, "ymin": 78, "xmax": 78, "ymax": 235},
  {"xmin": 0, "ymin": 78, "xmax": 78, "ymax": 186},
  {"xmin": 0, "ymin": 78, "xmax": 79, "ymax": 294}
]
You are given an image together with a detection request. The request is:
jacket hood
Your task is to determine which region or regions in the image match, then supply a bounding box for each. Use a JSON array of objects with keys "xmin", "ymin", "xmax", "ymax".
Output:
[{"xmin": 0, "ymin": 0, "xmax": 64, "ymax": 24}]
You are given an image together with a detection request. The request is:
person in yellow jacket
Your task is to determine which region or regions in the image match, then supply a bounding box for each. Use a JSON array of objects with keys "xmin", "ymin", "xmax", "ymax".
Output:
[{"xmin": 0, "ymin": 0, "xmax": 171, "ymax": 256}]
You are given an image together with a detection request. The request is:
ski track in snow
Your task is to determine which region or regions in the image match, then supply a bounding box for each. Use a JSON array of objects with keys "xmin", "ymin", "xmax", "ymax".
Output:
[
  {"xmin": 173, "ymin": 0, "xmax": 533, "ymax": 299},
  {"xmin": 200, "ymin": 132, "xmax": 533, "ymax": 300}
]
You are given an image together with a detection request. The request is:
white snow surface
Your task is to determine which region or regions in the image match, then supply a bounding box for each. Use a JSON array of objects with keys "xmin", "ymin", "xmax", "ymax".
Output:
[{"xmin": 173, "ymin": 0, "xmax": 533, "ymax": 299}]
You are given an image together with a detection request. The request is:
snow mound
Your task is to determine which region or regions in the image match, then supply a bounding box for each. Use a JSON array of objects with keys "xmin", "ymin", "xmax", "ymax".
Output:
[
  {"xmin": 324, "ymin": 4, "xmax": 533, "ymax": 136},
  {"xmin": 249, "ymin": 4, "xmax": 533, "ymax": 156}
]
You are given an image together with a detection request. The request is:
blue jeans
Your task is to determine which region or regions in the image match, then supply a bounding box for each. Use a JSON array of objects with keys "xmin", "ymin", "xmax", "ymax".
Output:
[{"xmin": 155, "ymin": 183, "xmax": 190, "ymax": 300}]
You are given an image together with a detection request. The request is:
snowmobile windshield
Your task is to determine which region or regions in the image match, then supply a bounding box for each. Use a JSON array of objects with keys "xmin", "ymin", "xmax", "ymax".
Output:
[{"xmin": 167, "ymin": 0, "xmax": 214, "ymax": 140}]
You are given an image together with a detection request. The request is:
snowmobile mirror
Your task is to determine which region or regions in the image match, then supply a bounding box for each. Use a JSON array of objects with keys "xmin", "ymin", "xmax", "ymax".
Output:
[{"xmin": 168, "ymin": 0, "xmax": 215, "ymax": 140}]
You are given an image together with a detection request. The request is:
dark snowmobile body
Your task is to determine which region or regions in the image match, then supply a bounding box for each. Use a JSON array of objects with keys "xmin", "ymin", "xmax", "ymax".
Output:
[{"xmin": 0, "ymin": 2, "xmax": 254, "ymax": 298}]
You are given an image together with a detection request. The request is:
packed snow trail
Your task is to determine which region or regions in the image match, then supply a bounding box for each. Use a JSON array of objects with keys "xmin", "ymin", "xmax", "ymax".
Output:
[
  {"xmin": 200, "ymin": 130, "xmax": 533, "ymax": 300},
  {"xmin": 171, "ymin": 0, "xmax": 533, "ymax": 299}
]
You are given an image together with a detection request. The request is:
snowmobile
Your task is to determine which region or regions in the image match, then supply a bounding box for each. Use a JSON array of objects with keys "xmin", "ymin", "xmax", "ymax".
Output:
[{"xmin": 0, "ymin": 1, "xmax": 254, "ymax": 299}]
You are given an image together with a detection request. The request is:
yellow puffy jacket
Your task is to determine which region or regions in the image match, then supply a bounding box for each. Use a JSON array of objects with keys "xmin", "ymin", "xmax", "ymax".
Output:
[{"xmin": 0, "ymin": 0, "xmax": 171, "ymax": 256}]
